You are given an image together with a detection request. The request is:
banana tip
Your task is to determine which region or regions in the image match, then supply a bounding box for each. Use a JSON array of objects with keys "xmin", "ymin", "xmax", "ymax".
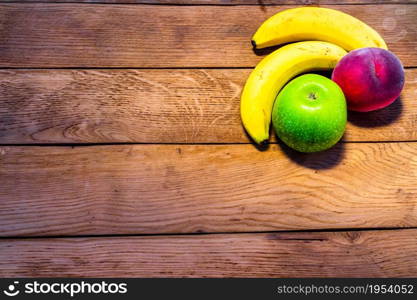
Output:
[
  {"xmin": 251, "ymin": 40, "xmax": 257, "ymax": 49},
  {"xmin": 254, "ymin": 139, "xmax": 269, "ymax": 151},
  {"xmin": 259, "ymin": 140, "xmax": 269, "ymax": 148}
]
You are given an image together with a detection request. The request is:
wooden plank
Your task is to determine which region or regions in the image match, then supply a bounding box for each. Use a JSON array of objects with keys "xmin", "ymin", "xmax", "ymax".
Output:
[
  {"xmin": 1, "ymin": 0, "xmax": 415, "ymax": 4},
  {"xmin": 1, "ymin": 229, "xmax": 416, "ymax": 277},
  {"xmin": 1, "ymin": 143, "xmax": 417, "ymax": 237},
  {"xmin": 1, "ymin": 69, "xmax": 415, "ymax": 144},
  {"xmin": 0, "ymin": 4, "xmax": 416, "ymax": 67}
]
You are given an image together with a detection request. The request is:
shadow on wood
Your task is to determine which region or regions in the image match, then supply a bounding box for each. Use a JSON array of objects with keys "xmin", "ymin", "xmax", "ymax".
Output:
[
  {"xmin": 252, "ymin": 44, "xmax": 282, "ymax": 57},
  {"xmin": 277, "ymin": 140, "xmax": 345, "ymax": 170},
  {"xmin": 348, "ymin": 96, "xmax": 403, "ymax": 128}
]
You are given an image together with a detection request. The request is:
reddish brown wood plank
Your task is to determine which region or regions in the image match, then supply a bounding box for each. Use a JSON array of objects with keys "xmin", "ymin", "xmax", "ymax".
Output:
[
  {"xmin": 0, "ymin": 4, "xmax": 416, "ymax": 67},
  {"xmin": 1, "ymin": 143, "xmax": 417, "ymax": 237},
  {"xmin": 1, "ymin": 69, "xmax": 415, "ymax": 144},
  {"xmin": 0, "ymin": 0, "xmax": 414, "ymax": 3},
  {"xmin": 0, "ymin": 69, "xmax": 247, "ymax": 143},
  {"xmin": 1, "ymin": 229, "xmax": 416, "ymax": 277}
]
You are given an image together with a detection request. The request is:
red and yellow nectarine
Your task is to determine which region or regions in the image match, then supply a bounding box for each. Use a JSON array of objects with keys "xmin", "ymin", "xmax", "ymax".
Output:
[{"xmin": 332, "ymin": 48, "xmax": 404, "ymax": 112}]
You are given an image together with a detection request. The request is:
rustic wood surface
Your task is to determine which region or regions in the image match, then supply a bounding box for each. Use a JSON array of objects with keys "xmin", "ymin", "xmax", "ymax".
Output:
[
  {"xmin": 1, "ymin": 0, "xmax": 417, "ymax": 278},
  {"xmin": 1, "ymin": 143, "xmax": 417, "ymax": 237},
  {"xmin": 0, "ymin": 69, "xmax": 415, "ymax": 144},
  {"xmin": 0, "ymin": 4, "xmax": 416, "ymax": 67},
  {"xmin": 1, "ymin": 229, "xmax": 416, "ymax": 277},
  {"xmin": 0, "ymin": 0, "xmax": 414, "ymax": 4}
]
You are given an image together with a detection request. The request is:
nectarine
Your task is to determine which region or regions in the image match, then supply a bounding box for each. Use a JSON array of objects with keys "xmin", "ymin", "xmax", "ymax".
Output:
[{"xmin": 332, "ymin": 48, "xmax": 404, "ymax": 112}]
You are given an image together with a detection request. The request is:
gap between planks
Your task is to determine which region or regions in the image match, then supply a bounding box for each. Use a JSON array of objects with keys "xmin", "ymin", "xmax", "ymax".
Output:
[
  {"xmin": 0, "ymin": 66, "xmax": 416, "ymax": 69},
  {"xmin": 2, "ymin": 141, "xmax": 417, "ymax": 147},
  {"xmin": 1, "ymin": 226, "xmax": 417, "ymax": 240}
]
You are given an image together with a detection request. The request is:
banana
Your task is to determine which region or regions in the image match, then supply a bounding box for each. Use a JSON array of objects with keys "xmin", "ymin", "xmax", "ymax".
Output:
[
  {"xmin": 241, "ymin": 41, "xmax": 347, "ymax": 144},
  {"xmin": 252, "ymin": 7, "xmax": 387, "ymax": 51}
]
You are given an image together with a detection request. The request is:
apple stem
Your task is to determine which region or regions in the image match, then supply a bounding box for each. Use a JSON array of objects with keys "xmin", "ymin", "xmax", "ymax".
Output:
[{"xmin": 308, "ymin": 92, "xmax": 317, "ymax": 100}]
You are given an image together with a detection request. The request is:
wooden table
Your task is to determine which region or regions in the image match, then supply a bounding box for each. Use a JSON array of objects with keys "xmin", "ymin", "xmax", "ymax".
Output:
[{"xmin": 1, "ymin": 0, "xmax": 417, "ymax": 277}]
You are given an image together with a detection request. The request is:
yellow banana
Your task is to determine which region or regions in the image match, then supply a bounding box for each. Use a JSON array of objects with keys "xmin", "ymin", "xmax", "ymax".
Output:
[
  {"xmin": 241, "ymin": 41, "xmax": 347, "ymax": 144},
  {"xmin": 252, "ymin": 7, "xmax": 387, "ymax": 51}
]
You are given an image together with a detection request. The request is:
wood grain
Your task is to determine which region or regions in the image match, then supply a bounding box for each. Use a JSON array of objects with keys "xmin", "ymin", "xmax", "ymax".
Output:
[
  {"xmin": 1, "ymin": 69, "xmax": 416, "ymax": 144},
  {"xmin": 0, "ymin": 4, "xmax": 416, "ymax": 67},
  {"xmin": 1, "ymin": 0, "xmax": 414, "ymax": 4},
  {"xmin": 1, "ymin": 229, "xmax": 416, "ymax": 277},
  {"xmin": 1, "ymin": 143, "xmax": 417, "ymax": 237}
]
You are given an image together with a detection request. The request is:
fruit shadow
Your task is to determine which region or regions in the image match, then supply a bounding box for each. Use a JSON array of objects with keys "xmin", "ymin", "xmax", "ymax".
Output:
[
  {"xmin": 244, "ymin": 129, "xmax": 345, "ymax": 169},
  {"xmin": 253, "ymin": 44, "xmax": 284, "ymax": 57},
  {"xmin": 274, "ymin": 132, "xmax": 346, "ymax": 170},
  {"xmin": 348, "ymin": 96, "xmax": 403, "ymax": 128}
]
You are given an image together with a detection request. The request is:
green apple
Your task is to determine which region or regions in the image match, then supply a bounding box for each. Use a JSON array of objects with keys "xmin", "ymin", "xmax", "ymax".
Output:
[{"xmin": 272, "ymin": 74, "xmax": 347, "ymax": 153}]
